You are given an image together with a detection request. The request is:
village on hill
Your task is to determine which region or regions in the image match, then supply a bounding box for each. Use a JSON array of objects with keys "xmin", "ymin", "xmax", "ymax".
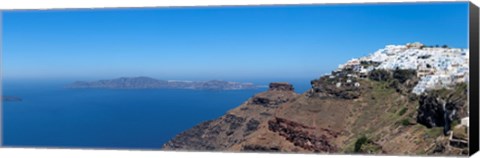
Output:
[
  {"xmin": 329, "ymin": 42, "xmax": 470, "ymax": 148},
  {"xmin": 334, "ymin": 42, "xmax": 469, "ymax": 95}
]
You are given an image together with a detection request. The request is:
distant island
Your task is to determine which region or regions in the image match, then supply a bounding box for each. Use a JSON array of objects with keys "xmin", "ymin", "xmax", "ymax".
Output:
[
  {"xmin": 66, "ymin": 77, "xmax": 263, "ymax": 90},
  {"xmin": 1, "ymin": 96, "xmax": 22, "ymax": 102}
]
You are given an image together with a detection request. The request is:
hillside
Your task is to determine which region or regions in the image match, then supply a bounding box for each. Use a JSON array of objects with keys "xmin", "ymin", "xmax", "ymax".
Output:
[{"xmin": 162, "ymin": 43, "xmax": 469, "ymax": 156}]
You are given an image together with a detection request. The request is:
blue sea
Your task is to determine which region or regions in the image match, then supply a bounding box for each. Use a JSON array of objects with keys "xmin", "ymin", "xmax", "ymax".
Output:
[{"xmin": 2, "ymin": 79, "xmax": 311, "ymax": 150}]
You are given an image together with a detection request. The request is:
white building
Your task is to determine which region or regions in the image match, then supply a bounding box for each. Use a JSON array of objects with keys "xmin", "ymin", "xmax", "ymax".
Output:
[
  {"xmin": 336, "ymin": 42, "xmax": 469, "ymax": 95},
  {"xmin": 461, "ymin": 117, "xmax": 469, "ymax": 127}
]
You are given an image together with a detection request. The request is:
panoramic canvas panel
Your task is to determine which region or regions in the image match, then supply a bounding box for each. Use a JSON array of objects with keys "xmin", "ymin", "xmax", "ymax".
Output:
[{"xmin": 1, "ymin": 2, "xmax": 475, "ymax": 156}]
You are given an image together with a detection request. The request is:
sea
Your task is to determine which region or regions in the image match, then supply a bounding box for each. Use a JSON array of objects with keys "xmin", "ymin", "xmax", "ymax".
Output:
[{"xmin": 1, "ymin": 79, "xmax": 312, "ymax": 150}]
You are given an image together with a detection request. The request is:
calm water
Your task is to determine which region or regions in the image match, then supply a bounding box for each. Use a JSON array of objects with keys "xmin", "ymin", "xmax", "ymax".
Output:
[{"xmin": 2, "ymin": 80, "xmax": 311, "ymax": 149}]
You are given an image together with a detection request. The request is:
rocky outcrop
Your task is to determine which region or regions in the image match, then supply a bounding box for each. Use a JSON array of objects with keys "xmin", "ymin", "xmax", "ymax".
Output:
[
  {"xmin": 249, "ymin": 94, "xmax": 295, "ymax": 107},
  {"xmin": 163, "ymin": 82, "xmax": 299, "ymax": 151},
  {"xmin": 368, "ymin": 68, "xmax": 419, "ymax": 94},
  {"xmin": 162, "ymin": 70, "xmax": 468, "ymax": 156},
  {"xmin": 244, "ymin": 119, "xmax": 260, "ymax": 136},
  {"xmin": 269, "ymin": 82, "xmax": 294, "ymax": 91},
  {"xmin": 416, "ymin": 84, "xmax": 468, "ymax": 135},
  {"xmin": 161, "ymin": 120, "xmax": 218, "ymax": 150},
  {"xmin": 162, "ymin": 44, "xmax": 468, "ymax": 156},
  {"xmin": 417, "ymin": 95, "xmax": 447, "ymax": 128},
  {"xmin": 162, "ymin": 114, "xmax": 248, "ymax": 151},
  {"xmin": 241, "ymin": 145, "xmax": 281, "ymax": 152},
  {"xmin": 309, "ymin": 70, "xmax": 364, "ymax": 99},
  {"xmin": 311, "ymin": 67, "xmax": 418, "ymax": 100},
  {"xmin": 249, "ymin": 82, "xmax": 298, "ymax": 108},
  {"xmin": 267, "ymin": 117, "xmax": 338, "ymax": 152}
]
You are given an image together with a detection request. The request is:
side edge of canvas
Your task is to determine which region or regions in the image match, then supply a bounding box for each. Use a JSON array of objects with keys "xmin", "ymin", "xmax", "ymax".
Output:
[{"xmin": 469, "ymin": 1, "xmax": 479, "ymax": 156}]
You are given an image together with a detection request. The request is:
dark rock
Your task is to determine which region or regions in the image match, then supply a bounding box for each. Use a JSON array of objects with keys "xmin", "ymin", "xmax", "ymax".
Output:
[
  {"xmin": 393, "ymin": 69, "xmax": 417, "ymax": 84},
  {"xmin": 162, "ymin": 120, "xmax": 219, "ymax": 151},
  {"xmin": 310, "ymin": 74, "xmax": 363, "ymax": 99},
  {"xmin": 225, "ymin": 114, "xmax": 245, "ymax": 130},
  {"xmin": 163, "ymin": 114, "xmax": 248, "ymax": 151},
  {"xmin": 163, "ymin": 84, "xmax": 298, "ymax": 151},
  {"xmin": 309, "ymin": 68, "xmax": 417, "ymax": 99},
  {"xmin": 416, "ymin": 84, "xmax": 467, "ymax": 135},
  {"xmin": 368, "ymin": 69, "xmax": 392, "ymax": 82},
  {"xmin": 250, "ymin": 95, "xmax": 295, "ymax": 107},
  {"xmin": 269, "ymin": 82, "xmax": 294, "ymax": 91},
  {"xmin": 431, "ymin": 141, "xmax": 446, "ymax": 154},
  {"xmin": 244, "ymin": 119, "xmax": 260, "ymax": 136},
  {"xmin": 249, "ymin": 83, "xmax": 298, "ymax": 107},
  {"xmin": 240, "ymin": 107, "xmax": 249, "ymax": 111},
  {"xmin": 268, "ymin": 117, "xmax": 337, "ymax": 152},
  {"xmin": 242, "ymin": 145, "xmax": 281, "ymax": 152},
  {"xmin": 260, "ymin": 112, "xmax": 272, "ymax": 116},
  {"xmin": 417, "ymin": 95, "xmax": 445, "ymax": 128},
  {"xmin": 390, "ymin": 68, "xmax": 419, "ymax": 94},
  {"xmin": 251, "ymin": 97, "xmax": 271, "ymax": 105}
]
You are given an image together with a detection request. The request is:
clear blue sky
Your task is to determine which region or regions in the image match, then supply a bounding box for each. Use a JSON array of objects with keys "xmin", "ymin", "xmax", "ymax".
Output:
[{"xmin": 1, "ymin": 2, "xmax": 469, "ymax": 81}]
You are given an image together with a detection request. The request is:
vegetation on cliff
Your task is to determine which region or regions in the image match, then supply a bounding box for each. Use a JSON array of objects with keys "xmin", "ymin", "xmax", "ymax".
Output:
[{"xmin": 162, "ymin": 64, "xmax": 468, "ymax": 156}]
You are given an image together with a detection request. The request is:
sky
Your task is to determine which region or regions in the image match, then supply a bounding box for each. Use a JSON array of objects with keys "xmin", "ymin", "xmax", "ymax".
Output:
[{"xmin": 1, "ymin": 2, "xmax": 469, "ymax": 82}]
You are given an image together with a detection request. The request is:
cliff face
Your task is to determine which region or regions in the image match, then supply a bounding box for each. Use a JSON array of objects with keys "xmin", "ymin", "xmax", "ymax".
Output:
[
  {"xmin": 416, "ymin": 83, "xmax": 468, "ymax": 135},
  {"xmin": 162, "ymin": 70, "xmax": 468, "ymax": 155},
  {"xmin": 162, "ymin": 82, "xmax": 299, "ymax": 151},
  {"xmin": 162, "ymin": 44, "xmax": 469, "ymax": 155}
]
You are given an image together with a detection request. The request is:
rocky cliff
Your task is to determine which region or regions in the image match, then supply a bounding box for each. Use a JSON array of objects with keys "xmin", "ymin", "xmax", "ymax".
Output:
[
  {"xmin": 162, "ymin": 43, "xmax": 469, "ymax": 156},
  {"xmin": 162, "ymin": 71, "xmax": 468, "ymax": 156},
  {"xmin": 162, "ymin": 82, "xmax": 299, "ymax": 151}
]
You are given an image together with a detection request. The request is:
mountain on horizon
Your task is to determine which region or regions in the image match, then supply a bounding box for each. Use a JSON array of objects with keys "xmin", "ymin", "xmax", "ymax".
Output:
[{"xmin": 66, "ymin": 76, "xmax": 262, "ymax": 90}]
